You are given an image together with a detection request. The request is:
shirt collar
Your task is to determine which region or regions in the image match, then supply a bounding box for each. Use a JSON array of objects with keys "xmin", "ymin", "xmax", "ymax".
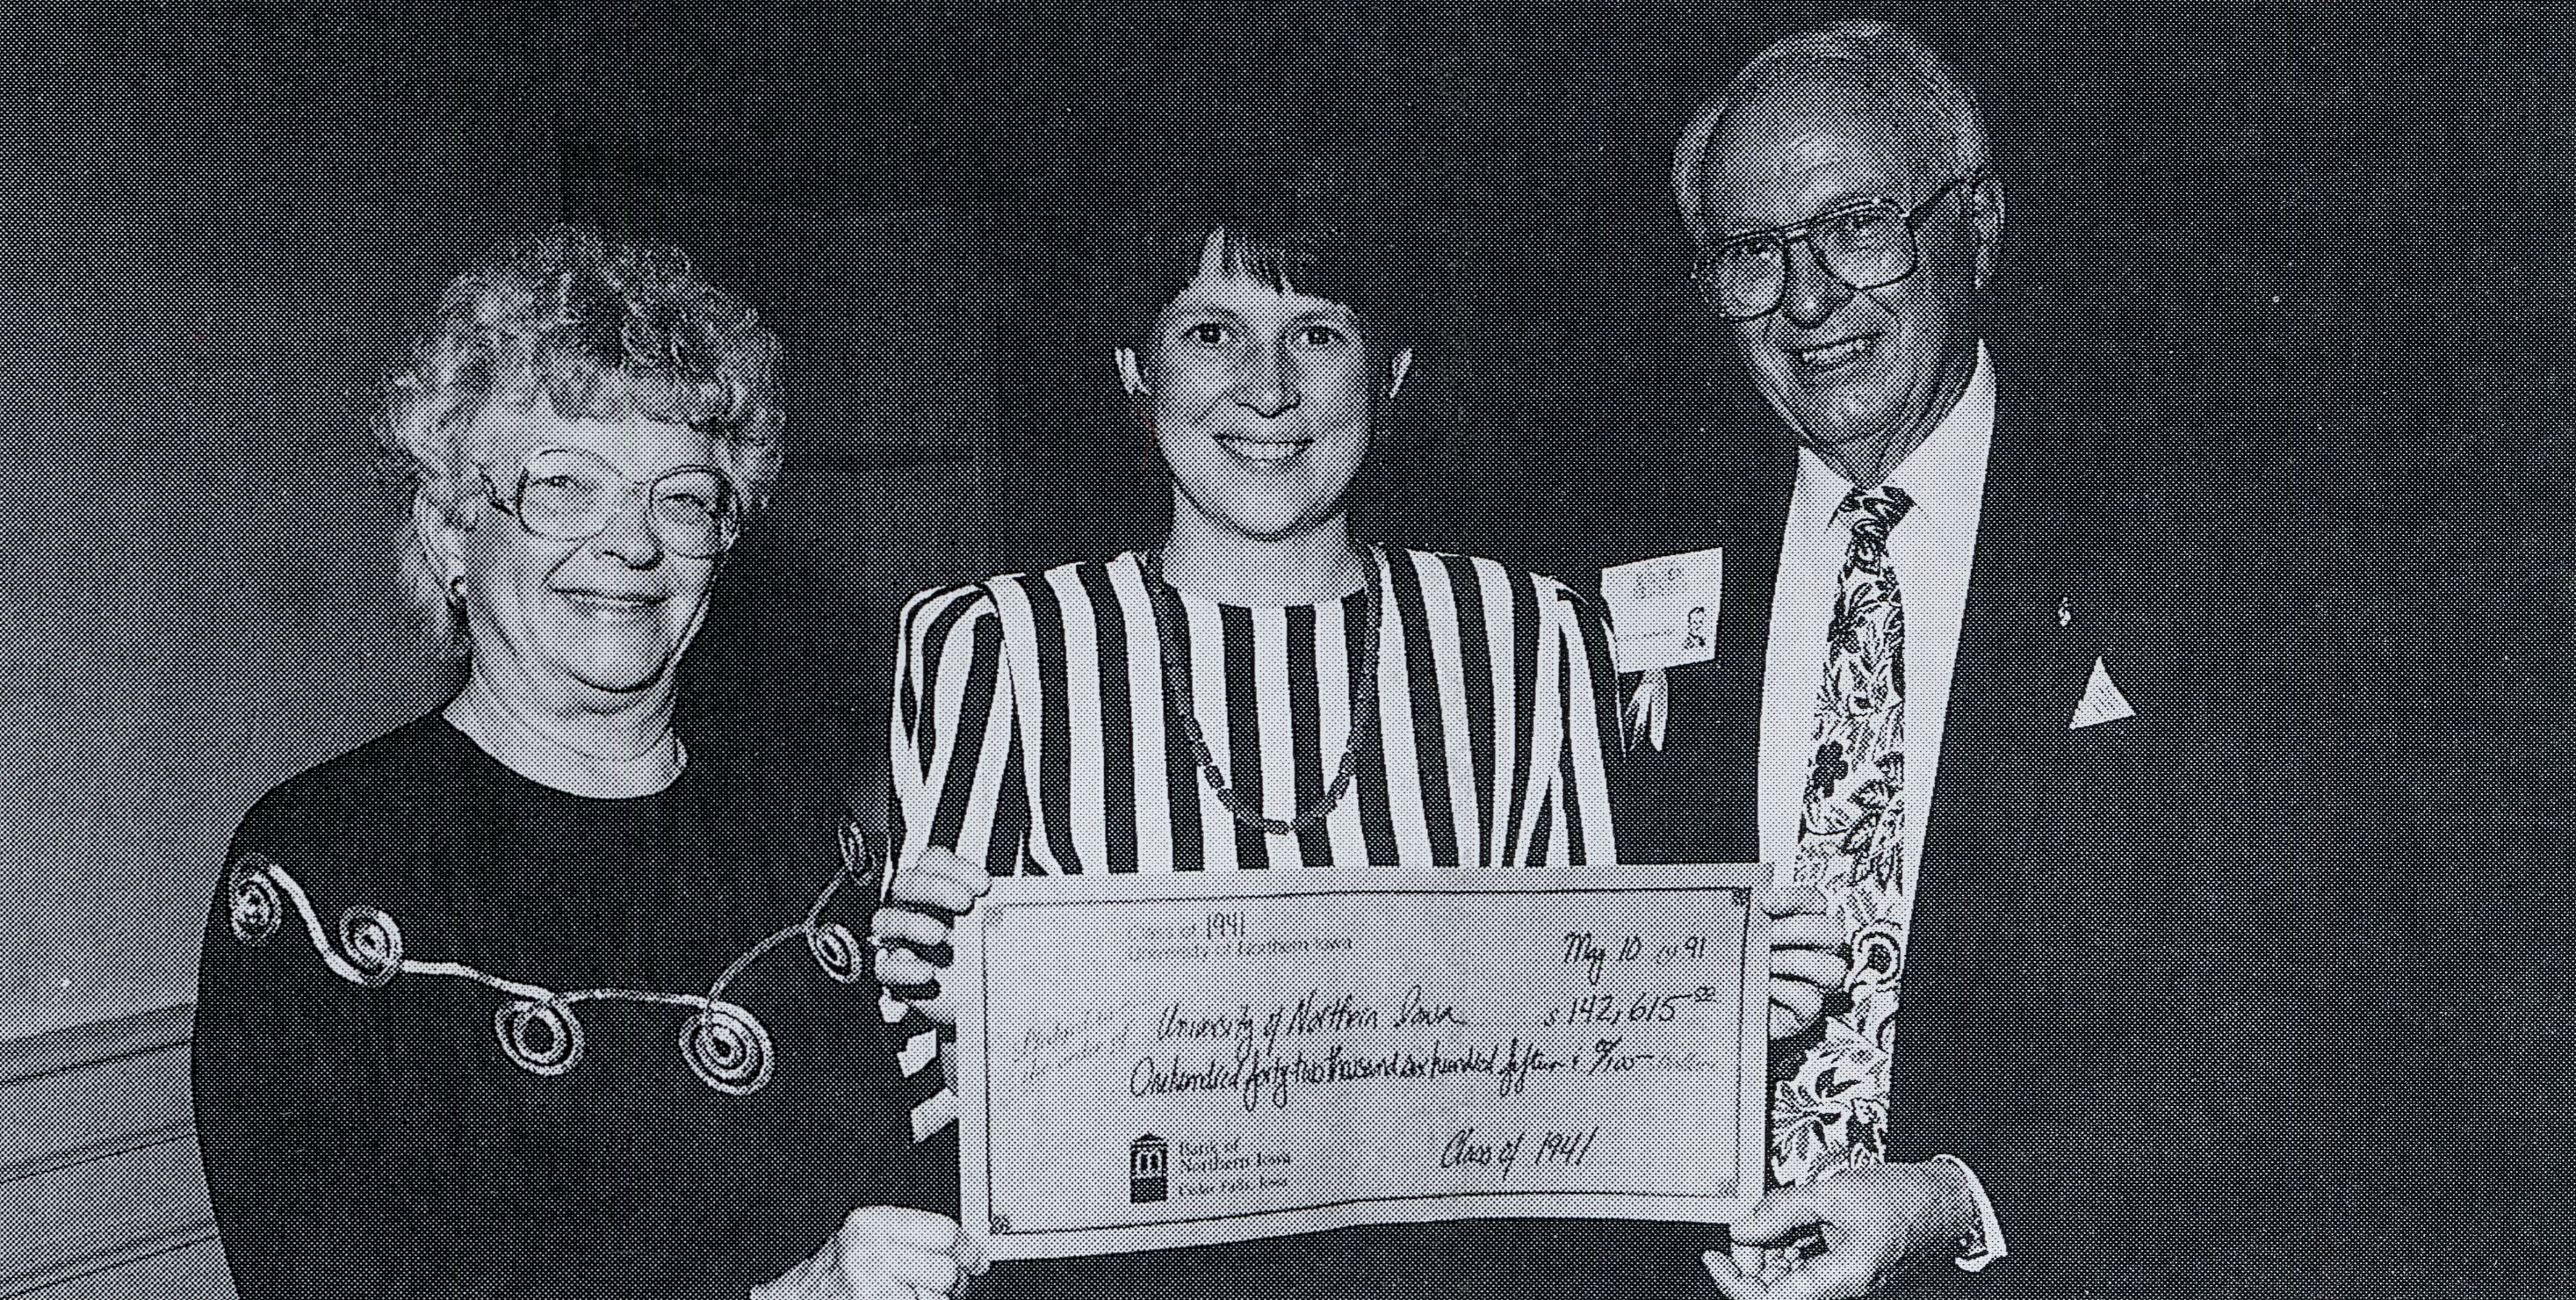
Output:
[{"xmin": 1793, "ymin": 343, "xmax": 1997, "ymax": 522}]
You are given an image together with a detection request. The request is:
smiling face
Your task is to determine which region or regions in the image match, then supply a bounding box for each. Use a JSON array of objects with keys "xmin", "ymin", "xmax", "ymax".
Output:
[
  {"xmin": 1683, "ymin": 68, "xmax": 1992, "ymax": 484},
  {"xmin": 1139, "ymin": 232, "xmax": 1391, "ymax": 543},
  {"xmin": 443, "ymin": 401, "xmax": 723, "ymax": 703}
]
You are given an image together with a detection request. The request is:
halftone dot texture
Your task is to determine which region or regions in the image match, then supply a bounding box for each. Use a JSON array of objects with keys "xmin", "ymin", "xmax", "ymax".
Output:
[{"xmin": 0, "ymin": 8, "xmax": 2550, "ymax": 1300}]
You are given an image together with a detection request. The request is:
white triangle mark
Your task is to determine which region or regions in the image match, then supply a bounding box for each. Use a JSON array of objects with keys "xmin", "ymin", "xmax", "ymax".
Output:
[{"xmin": 2071, "ymin": 657, "xmax": 2137, "ymax": 729}]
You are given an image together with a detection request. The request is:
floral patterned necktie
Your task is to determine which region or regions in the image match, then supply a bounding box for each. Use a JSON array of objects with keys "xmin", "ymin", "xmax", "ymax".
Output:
[{"xmin": 1773, "ymin": 483, "xmax": 1915, "ymax": 1184}]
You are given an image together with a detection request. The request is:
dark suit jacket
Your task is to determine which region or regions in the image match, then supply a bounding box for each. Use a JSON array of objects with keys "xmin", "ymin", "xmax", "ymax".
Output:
[{"xmin": 1506, "ymin": 347, "xmax": 2382, "ymax": 1298}]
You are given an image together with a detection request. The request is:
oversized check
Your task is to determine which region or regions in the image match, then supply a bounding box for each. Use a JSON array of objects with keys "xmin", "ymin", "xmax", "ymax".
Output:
[{"xmin": 954, "ymin": 865, "xmax": 1770, "ymax": 1259}]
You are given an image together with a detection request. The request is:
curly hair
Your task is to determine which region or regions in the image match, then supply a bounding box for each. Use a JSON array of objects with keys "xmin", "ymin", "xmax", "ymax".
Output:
[{"xmin": 380, "ymin": 225, "xmax": 783, "ymax": 658}]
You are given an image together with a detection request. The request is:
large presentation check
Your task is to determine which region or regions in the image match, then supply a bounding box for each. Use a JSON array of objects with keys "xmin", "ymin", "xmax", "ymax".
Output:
[{"xmin": 954, "ymin": 865, "xmax": 1771, "ymax": 1259}]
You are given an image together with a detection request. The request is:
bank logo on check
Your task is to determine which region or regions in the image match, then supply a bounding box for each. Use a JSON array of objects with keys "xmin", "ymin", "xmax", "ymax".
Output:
[{"xmin": 1129, "ymin": 1134, "xmax": 1169, "ymax": 1203}]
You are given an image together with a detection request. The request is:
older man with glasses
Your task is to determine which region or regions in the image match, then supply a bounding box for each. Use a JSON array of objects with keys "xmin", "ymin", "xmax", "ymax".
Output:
[{"xmin": 1544, "ymin": 22, "xmax": 2331, "ymax": 1299}]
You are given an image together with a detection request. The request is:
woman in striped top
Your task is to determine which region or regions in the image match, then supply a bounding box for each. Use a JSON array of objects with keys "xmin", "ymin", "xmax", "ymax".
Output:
[
  {"xmin": 889, "ymin": 227, "xmax": 1620, "ymax": 880},
  {"xmin": 867, "ymin": 186, "xmax": 1627, "ymax": 1300},
  {"xmin": 891, "ymin": 545, "xmax": 1616, "ymax": 877},
  {"xmin": 869, "ymin": 179, "xmax": 1851, "ymax": 1300}
]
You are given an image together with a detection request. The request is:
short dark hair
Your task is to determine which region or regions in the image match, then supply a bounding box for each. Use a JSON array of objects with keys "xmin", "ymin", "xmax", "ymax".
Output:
[{"xmin": 1078, "ymin": 155, "xmax": 1448, "ymax": 363}]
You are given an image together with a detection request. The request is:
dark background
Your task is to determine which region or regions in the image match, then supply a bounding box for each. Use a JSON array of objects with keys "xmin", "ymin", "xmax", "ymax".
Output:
[{"xmin": 0, "ymin": 3, "xmax": 2562, "ymax": 1294}]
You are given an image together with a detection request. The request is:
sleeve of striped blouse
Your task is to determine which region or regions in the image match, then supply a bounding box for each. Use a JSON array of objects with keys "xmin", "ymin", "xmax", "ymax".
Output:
[
  {"xmin": 890, "ymin": 583, "xmax": 1025, "ymax": 877},
  {"xmin": 884, "ymin": 584, "xmax": 1020, "ymax": 1145},
  {"xmin": 1548, "ymin": 582, "xmax": 1622, "ymax": 866}
]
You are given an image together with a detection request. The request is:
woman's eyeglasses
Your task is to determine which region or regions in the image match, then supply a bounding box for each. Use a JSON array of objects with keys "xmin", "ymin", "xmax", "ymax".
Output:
[{"xmin": 480, "ymin": 446, "xmax": 740, "ymax": 558}]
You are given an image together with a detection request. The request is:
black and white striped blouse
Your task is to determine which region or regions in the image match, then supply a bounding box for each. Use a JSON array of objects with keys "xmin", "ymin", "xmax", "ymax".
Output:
[{"xmin": 891, "ymin": 547, "xmax": 1620, "ymax": 876}]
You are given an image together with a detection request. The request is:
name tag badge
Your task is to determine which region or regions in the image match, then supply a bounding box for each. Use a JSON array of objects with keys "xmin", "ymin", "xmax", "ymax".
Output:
[{"xmin": 1603, "ymin": 548, "xmax": 1724, "ymax": 674}]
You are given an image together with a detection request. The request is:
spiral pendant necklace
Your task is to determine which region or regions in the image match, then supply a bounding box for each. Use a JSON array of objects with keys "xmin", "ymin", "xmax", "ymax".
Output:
[{"xmin": 1138, "ymin": 546, "xmax": 1385, "ymax": 836}]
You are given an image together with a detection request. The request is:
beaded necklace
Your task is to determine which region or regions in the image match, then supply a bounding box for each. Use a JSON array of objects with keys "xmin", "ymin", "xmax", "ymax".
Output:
[{"xmin": 1136, "ymin": 545, "xmax": 1384, "ymax": 836}]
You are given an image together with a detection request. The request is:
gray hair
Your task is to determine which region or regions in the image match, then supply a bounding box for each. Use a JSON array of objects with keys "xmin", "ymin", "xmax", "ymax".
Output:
[
  {"xmin": 1673, "ymin": 22, "xmax": 1992, "ymax": 223},
  {"xmin": 379, "ymin": 225, "xmax": 784, "ymax": 660}
]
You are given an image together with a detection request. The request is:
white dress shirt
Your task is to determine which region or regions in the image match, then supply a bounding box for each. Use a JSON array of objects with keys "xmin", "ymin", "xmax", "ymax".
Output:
[
  {"xmin": 1756, "ymin": 344, "xmax": 1995, "ymax": 922},
  {"xmin": 1753, "ymin": 344, "xmax": 2009, "ymax": 1268}
]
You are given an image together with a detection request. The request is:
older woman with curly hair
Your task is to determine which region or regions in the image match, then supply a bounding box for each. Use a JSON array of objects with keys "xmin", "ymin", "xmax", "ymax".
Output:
[{"xmin": 191, "ymin": 227, "xmax": 978, "ymax": 1300}]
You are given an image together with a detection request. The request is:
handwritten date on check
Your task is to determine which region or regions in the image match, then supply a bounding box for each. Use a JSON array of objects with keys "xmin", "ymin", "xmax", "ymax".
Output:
[{"xmin": 953, "ymin": 865, "xmax": 1771, "ymax": 1259}]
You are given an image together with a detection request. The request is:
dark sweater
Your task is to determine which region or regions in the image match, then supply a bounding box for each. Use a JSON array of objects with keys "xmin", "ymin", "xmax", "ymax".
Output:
[{"xmin": 192, "ymin": 713, "xmax": 949, "ymax": 1299}]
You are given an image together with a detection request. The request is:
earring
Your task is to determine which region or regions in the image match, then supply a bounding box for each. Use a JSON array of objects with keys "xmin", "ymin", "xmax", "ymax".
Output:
[
  {"xmin": 1115, "ymin": 348, "xmax": 1152, "ymax": 397},
  {"xmin": 447, "ymin": 574, "xmax": 467, "ymax": 606}
]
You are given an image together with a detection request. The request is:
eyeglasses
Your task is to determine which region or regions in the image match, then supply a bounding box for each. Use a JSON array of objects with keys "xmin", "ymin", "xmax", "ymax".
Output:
[
  {"xmin": 480, "ymin": 445, "xmax": 740, "ymax": 558},
  {"xmin": 1692, "ymin": 173, "xmax": 1984, "ymax": 321}
]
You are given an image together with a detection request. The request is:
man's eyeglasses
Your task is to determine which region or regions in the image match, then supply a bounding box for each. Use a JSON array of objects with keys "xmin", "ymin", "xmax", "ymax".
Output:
[
  {"xmin": 481, "ymin": 445, "xmax": 740, "ymax": 558},
  {"xmin": 1692, "ymin": 172, "xmax": 1985, "ymax": 321}
]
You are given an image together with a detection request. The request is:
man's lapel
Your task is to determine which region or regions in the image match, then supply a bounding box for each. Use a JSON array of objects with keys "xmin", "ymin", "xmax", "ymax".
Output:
[
  {"xmin": 1694, "ymin": 464, "xmax": 1793, "ymax": 855},
  {"xmin": 1920, "ymin": 379, "xmax": 2111, "ymax": 886},
  {"xmin": 1601, "ymin": 450, "xmax": 1793, "ymax": 866},
  {"xmin": 1714, "ymin": 462, "xmax": 1793, "ymax": 697}
]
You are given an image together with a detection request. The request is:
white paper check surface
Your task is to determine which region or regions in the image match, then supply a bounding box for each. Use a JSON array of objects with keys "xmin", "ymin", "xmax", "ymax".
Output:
[{"xmin": 955, "ymin": 865, "xmax": 1771, "ymax": 1259}]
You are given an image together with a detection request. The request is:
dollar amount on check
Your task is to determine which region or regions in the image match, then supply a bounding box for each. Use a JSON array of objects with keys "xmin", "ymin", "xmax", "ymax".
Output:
[{"xmin": 953, "ymin": 865, "xmax": 1770, "ymax": 1258}]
